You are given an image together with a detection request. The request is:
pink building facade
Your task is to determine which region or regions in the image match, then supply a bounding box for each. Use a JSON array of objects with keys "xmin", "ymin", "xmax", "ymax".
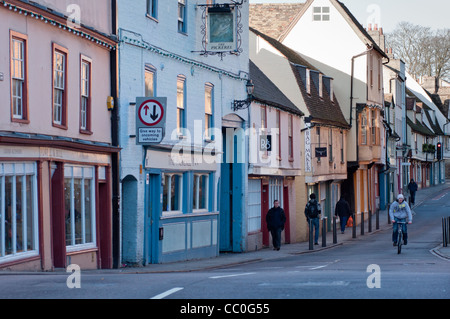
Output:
[{"xmin": 0, "ymin": 0, "xmax": 117, "ymax": 271}]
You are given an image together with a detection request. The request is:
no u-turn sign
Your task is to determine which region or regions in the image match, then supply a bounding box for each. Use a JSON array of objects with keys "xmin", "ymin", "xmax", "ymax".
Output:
[{"xmin": 136, "ymin": 97, "xmax": 167, "ymax": 145}]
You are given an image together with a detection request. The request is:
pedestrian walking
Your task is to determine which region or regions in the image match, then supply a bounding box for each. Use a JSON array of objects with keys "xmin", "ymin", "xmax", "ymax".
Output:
[
  {"xmin": 305, "ymin": 193, "xmax": 321, "ymax": 245},
  {"xmin": 335, "ymin": 196, "xmax": 351, "ymax": 234},
  {"xmin": 266, "ymin": 200, "xmax": 286, "ymax": 251},
  {"xmin": 407, "ymin": 179, "xmax": 418, "ymax": 205}
]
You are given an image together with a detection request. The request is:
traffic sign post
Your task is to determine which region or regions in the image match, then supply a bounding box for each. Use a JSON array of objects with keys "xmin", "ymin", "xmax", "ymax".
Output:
[{"xmin": 136, "ymin": 97, "xmax": 167, "ymax": 145}]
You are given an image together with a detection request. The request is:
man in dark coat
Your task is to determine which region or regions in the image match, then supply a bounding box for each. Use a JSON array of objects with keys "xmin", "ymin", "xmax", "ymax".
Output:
[
  {"xmin": 266, "ymin": 200, "xmax": 286, "ymax": 251},
  {"xmin": 335, "ymin": 196, "xmax": 351, "ymax": 234},
  {"xmin": 407, "ymin": 179, "xmax": 418, "ymax": 205}
]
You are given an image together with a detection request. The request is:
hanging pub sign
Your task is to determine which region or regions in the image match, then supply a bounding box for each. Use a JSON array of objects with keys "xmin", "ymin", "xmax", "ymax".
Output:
[
  {"xmin": 195, "ymin": 2, "xmax": 244, "ymax": 59},
  {"xmin": 206, "ymin": 5, "xmax": 236, "ymax": 52}
]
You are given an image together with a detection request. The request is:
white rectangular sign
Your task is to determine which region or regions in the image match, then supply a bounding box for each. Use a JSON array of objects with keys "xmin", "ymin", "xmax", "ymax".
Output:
[{"xmin": 138, "ymin": 128, "xmax": 163, "ymax": 144}]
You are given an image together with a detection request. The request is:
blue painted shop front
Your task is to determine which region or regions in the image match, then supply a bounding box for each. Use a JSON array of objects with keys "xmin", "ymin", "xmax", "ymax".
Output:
[{"xmin": 143, "ymin": 149, "xmax": 220, "ymax": 264}]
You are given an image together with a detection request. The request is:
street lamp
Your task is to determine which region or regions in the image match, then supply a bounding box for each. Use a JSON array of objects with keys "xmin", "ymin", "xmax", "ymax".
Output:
[{"xmin": 233, "ymin": 79, "xmax": 254, "ymax": 111}]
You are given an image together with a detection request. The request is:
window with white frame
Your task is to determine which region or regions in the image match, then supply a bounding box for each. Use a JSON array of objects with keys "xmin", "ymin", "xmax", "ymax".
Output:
[
  {"xmin": 53, "ymin": 46, "xmax": 67, "ymax": 127},
  {"xmin": 371, "ymin": 110, "xmax": 376, "ymax": 145},
  {"xmin": 163, "ymin": 173, "xmax": 183, "ymax": 214},
  {"xmin": 80, "ymin": 59, "xmax": 90, "ymax": 131},
  {"xmin": 361, "ymin": 112, "xmax": 368, "ymax": 145},
  {"xmin": 269, "ymin": 178, "xmax": 283, "ymax": 208},
  {"xmin": 193, "ymin": 174, "xmax": 209, "ymax": 211},
  {"xmin": 178, "ymin": 0, "xmax": 187, "ymax": 33},
  {"xmin": 313, "ymin": 6, "xmax": 330, "ymax": 21},
  {"xmin": 0, "ymin": 163, "xmax": 38, "ymax": 261},
  {"xmin": 11, "ymin": 37, "xmax": 26, "ymax": 120},
  {"xmin": 64, "ymin": 166, "xmax": 96, "ymax": 250}
]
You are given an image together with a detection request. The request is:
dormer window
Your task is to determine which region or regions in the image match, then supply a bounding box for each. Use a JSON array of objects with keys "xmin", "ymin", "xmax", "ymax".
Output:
[
  {"xmin": 330, "ymin": 79, "xmax": 334, "ymax": 102},
  {"xmin": 313, "ymin": 7, "xmax": 330, "ymax": 21},
  {"xmin": 306, "ymin": 68, "xmax": 311, "ymax": 95},
  {"xmin": 319, "ymin": 73, "xmax": 323, "ymax": 98}
]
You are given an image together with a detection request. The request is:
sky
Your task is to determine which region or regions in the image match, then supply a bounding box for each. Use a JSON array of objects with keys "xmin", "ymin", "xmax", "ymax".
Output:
[{"xmin": 248, "ymin": 0, "xmax": 450, "ymax": 33}]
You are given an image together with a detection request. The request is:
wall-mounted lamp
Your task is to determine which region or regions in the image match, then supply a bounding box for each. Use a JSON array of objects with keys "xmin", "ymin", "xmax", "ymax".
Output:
[{"xmin": 233, "ymin": 79, "xmax": 254, "ymax": 111}]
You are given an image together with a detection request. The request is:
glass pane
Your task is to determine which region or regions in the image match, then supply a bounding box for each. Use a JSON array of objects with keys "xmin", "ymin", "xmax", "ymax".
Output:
[
  {"xmin": 74, "ymin": 179, "xmax": 82, "ymax": 245},
  {"xmin": 16, "ymin": 176, "xmax": 23, "ymax": 253},
  {"xmin": 64, "ymin": 179, "xmax": 72, "ymax": 246},
  {"xmin": 205, "ymin": 88, "xmax": 212, "ymax": 114},
  {"xmin": 199, "ymin": 175, "xmax": 207, "ymax": 210},
  {"xmin": 193, "ymin": 175, "xmax": 198, "ymax": 209},
  {"xmin": 26, "ymin": 175, "xmax": 33, "ymax": 251},
  {"xmin": 5, "ymin": 176, "xmax": 12, "ymax": 255},
  {"xmin": 177, "ymin": 81, "xmax": 184, "ymax": 109},
  {"xmin": 145, "ymin": 70, "xmax": 154, "ymax": 97},
  {"xmin": 84, "ymin": 179, "xmax": 92, "ymax": 244},
  {"xmin": 163, "ymin": 175, "xmax": 170, "ymax": 211},
  {"xmin": 171, "ymin": 175, "xmax": 181, "ymax": 211}
]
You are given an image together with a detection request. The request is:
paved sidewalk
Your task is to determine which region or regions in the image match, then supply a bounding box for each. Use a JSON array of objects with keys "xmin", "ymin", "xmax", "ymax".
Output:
[{"xmin": 114, "ymin": 179, "xmax": 449, "ymax": 274}]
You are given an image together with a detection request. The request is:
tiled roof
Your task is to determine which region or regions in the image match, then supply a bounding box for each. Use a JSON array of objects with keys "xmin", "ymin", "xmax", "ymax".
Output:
[
  {"xmin": 250, "ymin": 60, "xmax": 304, "ymax": 116},
  {"xmin": 406, "ymin": 117, "xmax": 435, "ymax": 137},
  {"xmin": 249, "ymin": 3, "xmax": 305, "ymax": 41},
  {"xmin": 291, "ymin": 64, "xmax": 349, "ymax": 129}
]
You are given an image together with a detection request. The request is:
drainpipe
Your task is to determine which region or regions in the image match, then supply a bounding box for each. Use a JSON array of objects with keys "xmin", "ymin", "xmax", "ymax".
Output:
[
  {"xmin": 110, "ymin": 0, "xmax": 121, "ymax": 269},
  {"xmin": 349, "ymin": 47, "xmax": 373, "ymax": 128}
]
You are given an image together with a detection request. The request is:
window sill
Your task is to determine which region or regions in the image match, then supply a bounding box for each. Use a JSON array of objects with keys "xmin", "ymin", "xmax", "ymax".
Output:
[
  {"xmin": 80, "ymin": 129, "xmax": 93, "ymax": 136},
  {"xmin": 66, "ymin": 243, "xmax": 97, "ymax": 254},
  {"xmin": 52, "ymin": 123, "xmax": 68, "ymax": 130},
  {"xmin": 145, "ymin": 13, "xmax": 158, "ymax": 23},
  {"xmin": 11, "ymin": 118, "xmax": 30, "ymax": 124}
]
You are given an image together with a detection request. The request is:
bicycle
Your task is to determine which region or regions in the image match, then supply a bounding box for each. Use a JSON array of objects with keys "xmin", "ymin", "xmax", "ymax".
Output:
[{"xmin": 394, "ymin": 221, "xmax": 407, "ymax": 254}]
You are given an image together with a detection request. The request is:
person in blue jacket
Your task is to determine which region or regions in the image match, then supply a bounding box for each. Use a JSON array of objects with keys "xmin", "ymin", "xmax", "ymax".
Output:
[
  {"xmin": 389, "ymin": 194, "xmax": 413, "ymax": 246},
  {"xmin": 266, "ymin": 200, "xmax": 286, "ymax": 251}
]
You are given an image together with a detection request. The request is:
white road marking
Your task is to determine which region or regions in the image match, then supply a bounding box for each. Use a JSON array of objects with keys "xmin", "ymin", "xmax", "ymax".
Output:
[
  {"xmin": 209, "ymin": 272, "xmax": 256, "ymax": 279},
  {"xmin": 310, "ymin": 265, "xmax": 328, "ymax": 270},
  {"xmin": 150, "ymin": 287, "xmax": 184, "ymax": 299}
]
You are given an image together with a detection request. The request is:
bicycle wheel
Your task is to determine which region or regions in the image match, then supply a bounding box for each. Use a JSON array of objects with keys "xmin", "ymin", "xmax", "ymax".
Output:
[{"xmin": 397, "ymin": 231, "xmax": 402, "ymax": 254}]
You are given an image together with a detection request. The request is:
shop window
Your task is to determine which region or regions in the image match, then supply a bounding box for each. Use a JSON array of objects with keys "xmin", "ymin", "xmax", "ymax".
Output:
[
  {"xmin": 0, "ymin": 163, "xmax": 38, "ymax": 262},
  {"xmin": 193, "ymin": 174, "xmax": 209, "ymax": 211},
  {"xmin": 163, "ymin": 173, "xmax": 183, "ymax": 215},
  {"xmin": 64, "ymin": 166, "xmax": 96, "ymax": 251}
]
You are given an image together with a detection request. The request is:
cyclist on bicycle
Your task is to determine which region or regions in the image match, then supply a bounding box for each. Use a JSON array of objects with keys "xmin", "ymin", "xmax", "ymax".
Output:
[{"xmin": 389, "ymin": 194, "xmax": 412, "ymax": 246}]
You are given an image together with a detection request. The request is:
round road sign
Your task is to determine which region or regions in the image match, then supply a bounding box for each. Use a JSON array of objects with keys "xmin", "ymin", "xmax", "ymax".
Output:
[{"xmin": 138, "ymin": 99, "xmax": 165, "ymax": 127}]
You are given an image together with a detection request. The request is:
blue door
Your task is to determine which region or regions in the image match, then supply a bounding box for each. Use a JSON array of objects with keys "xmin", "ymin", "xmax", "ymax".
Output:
[
  {"xmin": 144, "ymin": 172, "xmax": 161, "ymax": 264},
  {"xmin": 220, "ymin": 128, "xmax": 244, "ymax": 252}
]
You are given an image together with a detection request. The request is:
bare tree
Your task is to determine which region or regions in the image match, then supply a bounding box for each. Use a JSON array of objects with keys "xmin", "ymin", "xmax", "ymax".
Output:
[{"xmin": 386, "ymin": 22, "xmax": 450, "ymax": 82}]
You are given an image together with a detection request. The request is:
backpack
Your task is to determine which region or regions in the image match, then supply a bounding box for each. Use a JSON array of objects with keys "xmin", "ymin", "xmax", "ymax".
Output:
[{"xmin": 307, "ymin": 200, "xmax": 319, "ymax": 218}]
